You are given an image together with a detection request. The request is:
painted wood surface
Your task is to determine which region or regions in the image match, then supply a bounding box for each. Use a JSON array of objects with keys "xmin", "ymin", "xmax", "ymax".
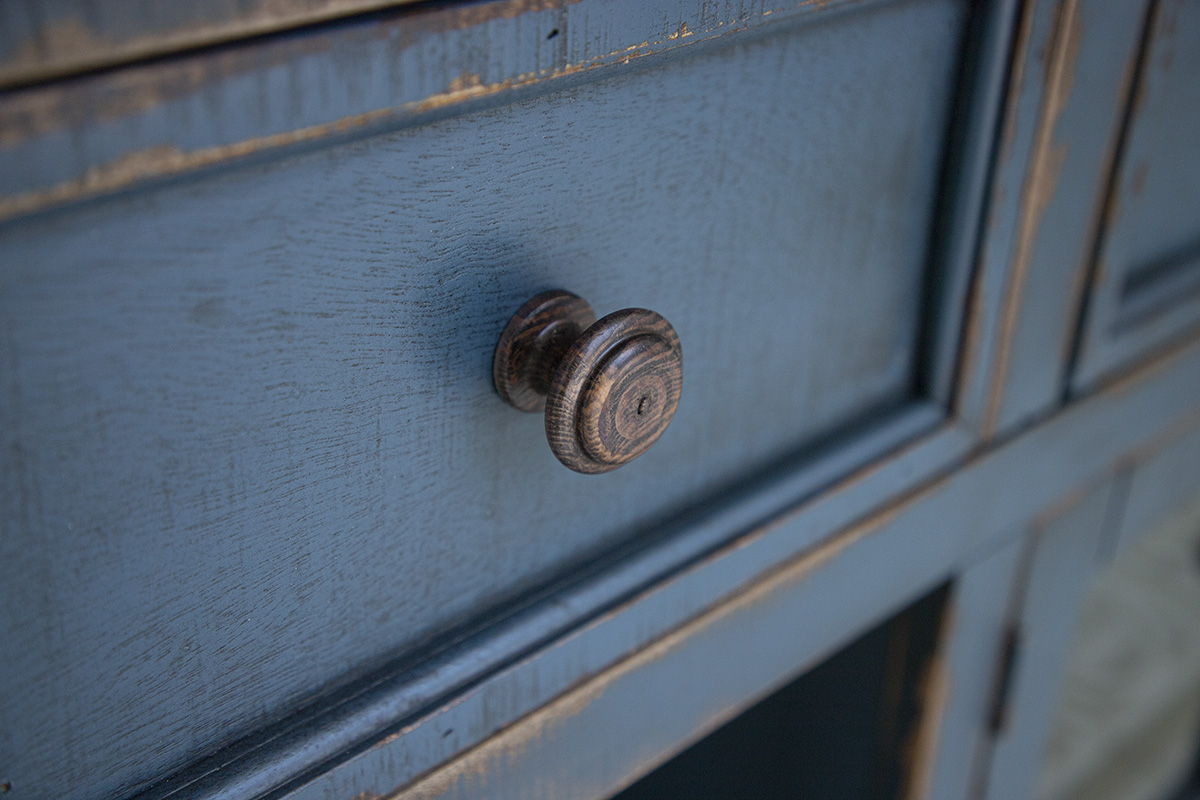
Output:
[
  {"xmin": 1072, "ymin": 0, "xmax": 1200, "ymax": 390},
  {"xmin": 264, "ymin": 331, "xmax": 1200, "ymax": 800},
  {"xmin": 978, "ymin": 479, "xmax": 1122, "ymax": 800},
  {"xmin": 0, "ymin": 3, "xmax": 973, "ymax": 798},
  {"xmin": 0, "ymin": 0, "xmax": 422, "ymax": 87},
  {"xmin": 0, "ymin": 0, "xmax": 887, "ymax": 221},
  {"xmin": 1109, "ymin": 419, "xmax": 1200, "ymax": 559},
  {"xmin": 610, "ymin": 585, "xmax": 951, "ymax": 800},
  {"xmin": 957, "ymin": 0, "xmax": 1150, "ymax": 437},
  {"xmin": 918, "ymin": 534, "xmax": 1025, "ymax": 800}
]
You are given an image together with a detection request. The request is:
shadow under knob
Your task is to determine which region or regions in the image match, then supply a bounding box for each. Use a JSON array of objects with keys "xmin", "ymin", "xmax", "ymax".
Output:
[{"xmin": 493, "ymin": 290, "xmax": 682, "ymax": 474}]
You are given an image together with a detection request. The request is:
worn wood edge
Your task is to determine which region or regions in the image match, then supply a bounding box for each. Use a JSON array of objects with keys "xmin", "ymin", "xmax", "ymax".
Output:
[
  {"xmin": 136, "ymin": 402, "xmax": 959, "ymax": 800},
  {"xmin": 1055, "ymin": 0, "xmax": 1157, "ymax": 405},
  {"xmin": 924, "ymin": 0, "xmax": 1021, "ymax": 407},
  {"xmin": 898, "ymin": 595, "xmax": 954, "ymax": 800},
  {"xmin": 348, "ymin": 332, "xmax": 1200, "ymax": 800},
  {"xmin": 952, "ymin": 0, "xmax": 1052, "ymax": 431},
  {"xmin": 916, "ymin": 535, "xmax": 1026, "ymax": 800},
  {"xmin": 0, "ymin": 0, "xmax": 873, "ymax": 224},
  {"xmin": 979, "ymin": 0, "xmax": 1083, "ymax": 438},
  {"xmin": 392, "ymin": 492, "xmax": 936, "ymax": 800},
  {"xmin": 250, "ymin": 335, "xmax": 1200, "ymax": 800},
  {"xmin": 958, "ymin": 0, "xmax": 1149, "ymax": 439},
  {"xmin": 977, "ymin": 479, "xmax": 1121, "ymax": 800},
  {"xmin": 1066, "ymin": 0, "xmax": 1179, "ymax": 395},
  {"xmin": 0, "ymin": 0, "xmax": 432, "ymax": 90}
]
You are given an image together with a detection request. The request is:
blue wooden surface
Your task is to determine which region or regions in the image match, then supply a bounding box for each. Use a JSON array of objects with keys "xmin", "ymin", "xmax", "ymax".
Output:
[
  {"xmin": 0, "ymin": 0, "xmax": 887, "ymax": 221},
  {"xmin": 1073, "ymin": 0, "xmax": 1200, "ymax": 389},
  {"xmin": 959, "ymin": 0, "xmax": 1150, "ymax": 436},
  {"xmin": 920, "ymin": 534, "xmax": 1025, "ymax": 800},
  {"xmin": 979, "ymin": 479, "xmax": 1122, "ymax": 800},
  {"xmin": 0, "ymin": 0, "xmax": 422, "ymax": 87},
  {"xmin": 2, "ymin": 0, "xmax": 1199, "ymax": 798},
  {"xmin": 0, "ymin": 2, "xmax": 974, "ymax": 798},
  {"xmin": 370, "ymin": 338, "xmax": 1200, "ymax": 800}
]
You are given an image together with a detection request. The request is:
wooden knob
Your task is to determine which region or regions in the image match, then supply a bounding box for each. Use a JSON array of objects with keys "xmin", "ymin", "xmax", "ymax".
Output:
[{"xmin": 493, "ymin": 290, "xmax": 682, "ymax": 473}]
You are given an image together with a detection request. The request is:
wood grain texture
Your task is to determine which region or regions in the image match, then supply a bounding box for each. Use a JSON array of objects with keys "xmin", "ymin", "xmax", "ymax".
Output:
[
  {"xmin": 493, "ymin": 290, "xmax": 596, "ymax": 413},
  {"xmin": 0, "ymin": 0, "xmax": 427, "ymax": 87},
  {"xmin": 916, "ymin": 535, "xmax": 1025, "ymax": 800},
  {"xmin": 1072, "ymin": 0, "xmax": 1200, "ymax": 390},
  {"xmin": 0, "ymin": 3, "xmax": 967, "ymax": 798},
  {"xmin": 0, "ymin": 0, "xmax": 880, "ymax": 221},
  {"xmin": 545, "ymin": 307, "xmax": 682, "ymax": 473},
  {"xmin": 495, "ymin": 290, "xmax": 683, "ymax": 472},
  {"xmin": 259, "ymin": 327, "xmax": 1200, "ymax": 800}
]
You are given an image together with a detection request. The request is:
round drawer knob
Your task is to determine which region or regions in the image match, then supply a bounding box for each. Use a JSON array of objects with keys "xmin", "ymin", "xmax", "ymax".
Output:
[{"xmin": 493, "ymin": 290, "xmax": 683, "ymax": 473}]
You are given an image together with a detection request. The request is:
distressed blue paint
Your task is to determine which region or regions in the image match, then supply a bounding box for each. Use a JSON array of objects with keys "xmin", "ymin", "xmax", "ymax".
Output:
[
  {"xmin": 351, "ymin": 340, "xmax": 1200, "ymax": 800},
  {"xmin": 3, "ymin": 0, "xmax": 1199, "ymax": 798},
  {"xmin": 0, "ymin": 0, "xmax": 884, "ymax": 216},
  {"xmin": 0, "ymin": 2, "xmax": 970, "ymax": 798},
  {"xmin": 964, "ymin": 0, "xmax": 1142, "ymax": 434},
  {"xmin": 0, "ymin": 0, "xmax": 423, "ymax": 86},
  {"xmin": 1073, "ymin": 0, "xmax": 1200, "ymax": 389},
  {"xmin": 979, "ymin": 480, "xmax": 1120, "ymax": 800}
]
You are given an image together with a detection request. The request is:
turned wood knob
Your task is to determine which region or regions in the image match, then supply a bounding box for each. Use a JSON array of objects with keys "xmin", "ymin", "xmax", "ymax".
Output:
[{"xmin": 493, "ymin": 290, "xmax": 683, "ymax": 473}]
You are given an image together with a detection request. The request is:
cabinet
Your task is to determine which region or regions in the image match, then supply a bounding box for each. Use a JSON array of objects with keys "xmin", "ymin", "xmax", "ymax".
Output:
[{"xmin": 1, "ymin": 1, "xmax": 1197, "ymax": 799}]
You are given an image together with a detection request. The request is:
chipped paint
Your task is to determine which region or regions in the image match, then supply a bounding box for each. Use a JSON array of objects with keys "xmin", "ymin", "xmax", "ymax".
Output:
[
  {"xmin": 0, "ymin": 106, "xmax": 399, "ymax": 220},
  {"xmin": 667, "ymin": 22, "xmax": 694, "ymax": 40},
  {"xmin": 0, "ymin": 1, "xmax": 583, "ymax": 89},
  {"xmin": 0, "ymin": 0, "xmax": 863, "ymax": 221},
  {"xmin": 982, "ymin": 0, "xmax": 1083, "ymax": 436},
  {"xmin": 900, "ymin": 605, "xmax": 953, "ymax": 800},
  {"xmin": 389, "ymin": 478, "xmax": 935, "ymax": 797}
]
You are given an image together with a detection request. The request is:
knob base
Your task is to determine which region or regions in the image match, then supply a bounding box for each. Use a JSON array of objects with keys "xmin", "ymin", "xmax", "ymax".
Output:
[{"xmin": 493, "ymin": 290, "xmax": 596, "ymax": 413}]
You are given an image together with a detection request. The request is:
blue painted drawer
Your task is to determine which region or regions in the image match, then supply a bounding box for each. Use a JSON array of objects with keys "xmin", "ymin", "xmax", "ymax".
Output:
[
  {"xmin": 1073, "ymin": 0, "xmax": 1200, "ymax": 389},
  {"xmin": 0, "ymin": 1, "xmax": 987, "ymax": 798}
]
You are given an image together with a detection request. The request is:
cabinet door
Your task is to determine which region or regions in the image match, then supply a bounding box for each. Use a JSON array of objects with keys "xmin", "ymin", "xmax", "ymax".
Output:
[{"xmin": 1072, "ymin": 0, "xmax": 1200, "ymax": 389}]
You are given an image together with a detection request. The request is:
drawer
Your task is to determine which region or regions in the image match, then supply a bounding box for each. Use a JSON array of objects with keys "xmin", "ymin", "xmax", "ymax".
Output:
[
  {"xmin": 0, "ymin": 1, "xmax": 423, "ymax": 86},
  {"xmin": 0, "ymin": 1, "xmax": 994, "ymax": 798},
  {"xmin": 1072, "ymin": 0, "xmax": 1200, "ymax": 389}
]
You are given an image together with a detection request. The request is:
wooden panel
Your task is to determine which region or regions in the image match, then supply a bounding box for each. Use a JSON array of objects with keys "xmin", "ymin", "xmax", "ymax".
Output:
[
  {"xmin": 956, "ymin": 0, "xmax": 1149, "ymax": 436},
  {"xmin": 918, "ymin": 535, "xmax": 1025, "ymax": 800},
  {"xmin": 0, "ymin": 0, "xmax": 421, "ymax": 87},
  {"xmin": 259, "ymin": 337, "xmax": 1200, "ymax": 800},
  {"xmin": 0, "ymin": 3, "xmax": 972, "ymax": 799},
  {"xmin": 978, "ymin": 480, "xmax": 1123, "ymax": 800},
  {"xmin": 1073, "ymin": 0, "xmax": 1200, "ymax": 389},
  {"xmin": 0, "ymin": 0, "xmax": 882, "ymax": 221}
]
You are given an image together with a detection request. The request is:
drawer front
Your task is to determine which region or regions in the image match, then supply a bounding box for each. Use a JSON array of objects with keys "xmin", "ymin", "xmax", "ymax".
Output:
[
  {"xmin": 1073, "ymin": 0, "xmax": 1200, "ymax": 389},
  {"xmin": 1, "ymin": 2, "xmax": 976, "ymax": 798},
  {"xmin": 0, "ymin": 0, "xmax": 422, "ymax": 86}
]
